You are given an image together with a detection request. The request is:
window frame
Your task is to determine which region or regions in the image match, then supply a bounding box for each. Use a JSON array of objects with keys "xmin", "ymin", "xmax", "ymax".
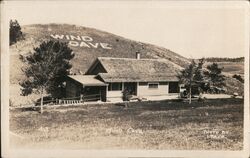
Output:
[
  {"xmin": 108, "ymin": 82, "xmax": 122, "ymax": 91},
  {"xmin": 148, "ymin": 82, "xmax": 159, "ymax": 89}
]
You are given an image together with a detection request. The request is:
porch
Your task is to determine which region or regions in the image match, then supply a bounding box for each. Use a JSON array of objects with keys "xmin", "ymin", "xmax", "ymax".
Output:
[{"xmin": 66, "ymin": 75, "xmax": 107, "ymax": 102}]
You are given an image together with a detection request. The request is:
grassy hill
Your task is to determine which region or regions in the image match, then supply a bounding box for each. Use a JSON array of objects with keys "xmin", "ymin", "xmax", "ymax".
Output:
[
  {"xmin": 9, "ymin": 24, "xmax": 244, "ymax": 106},
  {"xmin": 10, "ymin": 24, "xmax": 190, "ymax": 84}
]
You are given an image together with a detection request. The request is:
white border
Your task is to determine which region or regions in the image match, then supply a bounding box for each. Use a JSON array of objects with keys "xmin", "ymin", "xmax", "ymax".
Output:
[
  {"xmin": 1, "ymin": 1, "xmax": 10, "ymax": 158},
  {"xmin": 1, "ymin": 1, "xmax": 249, "ymax": 158}
]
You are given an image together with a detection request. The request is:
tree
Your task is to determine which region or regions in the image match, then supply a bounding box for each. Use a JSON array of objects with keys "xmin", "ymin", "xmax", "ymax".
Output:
[
  {"xmin": 194, "ymin": 58, "xmax": 205, "ymax": 89},
  {"xmin": 20, "ymin": 40, "xmax": 74, "ymax": 113},
  {"xmin": 204, "ymin": 63, "xmax": 225, "ymax": 92},
  {"xmin": 9, "ymin": 20, "xmax": 24, "ymax": 45},
  {"xmin": 195, "ymin": 58, "xmax": 212, "ymax": 93},
  {"xmin": 178, "ymin": 59, "xmax": 206, "ymax": 104},
  {"xmin": 232, "ymin": 74, "xmax": 244, "ymax": 83}
]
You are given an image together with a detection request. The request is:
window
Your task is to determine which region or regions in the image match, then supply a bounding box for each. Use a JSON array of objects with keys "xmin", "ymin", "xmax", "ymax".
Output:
[
  {"xmin": 169, "ymin": 82, "xmax": 180, "ymax": 93},
  {"xmin": 148, "ymin": 83, "xmax": 159, "ymax": 89},
  {"xmin": 108, "ymin": 83, "xmax": 122, "ymax": 91}
]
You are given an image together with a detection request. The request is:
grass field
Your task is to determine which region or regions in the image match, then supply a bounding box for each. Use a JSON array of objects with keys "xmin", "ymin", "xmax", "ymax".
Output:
[{"xmin": 10, "ymin": 98, "xmax": 243, "ymax": 150}]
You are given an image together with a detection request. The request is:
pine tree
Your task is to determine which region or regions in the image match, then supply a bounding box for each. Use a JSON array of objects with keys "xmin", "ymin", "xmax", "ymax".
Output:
[
  {"xmin": 205, "ymin": 63, "xmax": 225, "ymax": 92},
  {"xmin": 194, "ymin": 58, "xmax": 206, "ymax": 93},
  {"xmin": 9, "ymin": 20, "xmax": 24, "ymax": 45},
  {"xmin": 20, "ymin": 40, "xmax": 74, "ymax": 113},
  {"xmin": 178, "ymin": 59, "xmax": 206, "ymax": 104},
  {"xmin": 178, "ymin": 60, "xmax": 196, "ymax": 104},
  {"xmin": 194, "ymin": 58, "xmax": 205, "ymax": 83}
]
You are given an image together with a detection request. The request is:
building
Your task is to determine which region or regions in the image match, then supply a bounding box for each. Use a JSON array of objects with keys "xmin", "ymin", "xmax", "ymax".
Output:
[{"xmin": 65, "ymin": 54, "xmax": 182, "ymax": 102}]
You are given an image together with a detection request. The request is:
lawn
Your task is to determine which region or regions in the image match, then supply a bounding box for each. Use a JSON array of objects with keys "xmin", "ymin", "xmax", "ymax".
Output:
[{"xmin": 9, "ymin": 98, "xmax": 244, "ymax": 150}]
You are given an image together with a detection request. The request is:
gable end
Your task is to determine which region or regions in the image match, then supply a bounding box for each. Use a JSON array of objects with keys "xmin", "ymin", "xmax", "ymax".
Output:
[{"xmin": 85, "ymin": 58, "xmax": 107, "ymax": 75}]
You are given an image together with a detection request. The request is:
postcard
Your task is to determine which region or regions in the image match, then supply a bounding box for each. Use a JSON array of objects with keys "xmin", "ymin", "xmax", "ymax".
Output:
[{"xmin": 1, "ymin": 1, "xmax": 249, "ymax": 158}]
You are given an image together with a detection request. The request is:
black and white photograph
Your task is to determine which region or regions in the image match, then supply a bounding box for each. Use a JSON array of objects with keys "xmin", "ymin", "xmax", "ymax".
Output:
[{"xmin": 1, "ymin": 1, "xmax": 249, "ymax": 158}]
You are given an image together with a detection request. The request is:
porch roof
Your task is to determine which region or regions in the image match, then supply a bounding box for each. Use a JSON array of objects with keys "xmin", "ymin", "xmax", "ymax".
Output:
[{"xmin": 68, "ymin": 75, "xmax": 107, "ymax": 86}]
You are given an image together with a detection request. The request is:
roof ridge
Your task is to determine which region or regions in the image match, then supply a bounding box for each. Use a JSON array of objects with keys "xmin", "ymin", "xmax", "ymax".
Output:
[{"xmin": 97, "ymin": 57, "xmax": 168, "ymax": 61}]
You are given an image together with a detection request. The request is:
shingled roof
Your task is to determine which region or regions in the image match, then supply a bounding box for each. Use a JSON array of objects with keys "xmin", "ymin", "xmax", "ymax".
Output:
[
  {"xmin": 68, "ymin": 75, "xmax": 107, "ymax": 86},
  {"xmin": 95, "ymin": 57, "xmax": 183, "ymax": 82}
]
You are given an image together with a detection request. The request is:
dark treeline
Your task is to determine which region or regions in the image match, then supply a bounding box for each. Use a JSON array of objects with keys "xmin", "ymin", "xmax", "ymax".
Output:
[{"xmin": 200, "ymin": 57, "xmax": 244, "ymax": 62}]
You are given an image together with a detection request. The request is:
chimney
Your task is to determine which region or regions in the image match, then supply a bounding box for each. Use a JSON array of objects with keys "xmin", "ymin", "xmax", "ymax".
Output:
[{"xmin": 136, "ymin": 51, "xmax": 140, "ymax": 59}]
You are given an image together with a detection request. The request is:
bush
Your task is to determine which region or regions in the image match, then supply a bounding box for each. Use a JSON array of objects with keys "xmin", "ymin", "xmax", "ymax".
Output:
[
  {"xmin": 232, "ymin": 74, "xmax": 244, "ymax": 83},
  {"xmin": 198, "ymin": 96, "xmax": 206, "ymax": 102},
  {"xmin": 224, "ymin": 77, "xmax": 244, "ymax": 96},
  {"xmin": 122, "ymin": 89, "xmax": 131, "ymax": 101}
]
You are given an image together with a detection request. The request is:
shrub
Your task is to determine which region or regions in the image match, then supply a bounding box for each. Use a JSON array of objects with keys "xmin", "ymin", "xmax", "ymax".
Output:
[
  {"xmin": 122, "ymin": 89, "xmax": 130, "ymax": 101},
  {"xmin": 232, "ymin": 74, "xmax": 244, "ymax": 83}
]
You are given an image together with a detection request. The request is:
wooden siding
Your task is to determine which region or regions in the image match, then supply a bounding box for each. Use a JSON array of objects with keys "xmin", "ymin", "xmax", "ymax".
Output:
[
  {"xmin": 107, "ymin": 91, "xmax": 123, "ymax": 98},
  {"xmin": 106, "ymin": 82, "xmax": 123, "ymax": 102},
  {"xmin": 137, "ymin": 82, "xmax": 169, "ymax": 97}
]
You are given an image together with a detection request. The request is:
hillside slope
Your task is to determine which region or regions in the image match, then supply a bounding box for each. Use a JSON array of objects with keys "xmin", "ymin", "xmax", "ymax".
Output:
[
  {"xmin": 9, "ymin": 24, "xmax": 244, "ymax": 106},
  {"xmin": 10, "ymin": 24, "xmax": 190, "ymax": 84}
]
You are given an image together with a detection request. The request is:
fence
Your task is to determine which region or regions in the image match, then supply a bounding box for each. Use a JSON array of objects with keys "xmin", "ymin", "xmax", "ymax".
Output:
[
  {"xmin": 82, "ymin": 93, "xmax": 102, "ymax": 102},
  {"xmin": 36, "ymin": 93, "xmax": 102, "ymax": 106}
]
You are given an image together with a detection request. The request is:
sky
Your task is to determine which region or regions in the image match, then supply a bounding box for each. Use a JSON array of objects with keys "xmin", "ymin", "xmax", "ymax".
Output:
[{"xmin": 3, "ymin": 1, "xmax": 249, "ymax": 58}]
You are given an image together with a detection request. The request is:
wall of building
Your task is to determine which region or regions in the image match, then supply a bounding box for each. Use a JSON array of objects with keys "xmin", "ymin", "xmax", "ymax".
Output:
[
  {"xmin": 65, "ymin": 80, "xmax": 82, "ymax": 99},
  {"xmin": 106, "ymin": 90, "xmax": 123, "ymax": 102},
  {"xmin": 106, "ymin": 82, "xmax": 123, "ymax": 102},
  {"xmin": 106, "ymin": 81, "xmax": 179, "ymax": 102},
  {"xmin": 137, "ymin": 82, "xmax": 169, "ymax": 97}
]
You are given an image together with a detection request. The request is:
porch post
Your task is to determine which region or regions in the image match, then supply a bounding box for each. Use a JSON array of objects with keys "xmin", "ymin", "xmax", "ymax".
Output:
[
  {"xmin": 167, "ymin": 82, "xmax": 169, "ymax": 94},
  {"xmin": 122, "ymin": 82, "xmax": 124, "ymax": 91},
  {"xmin": 106, "ymin": 84, "xmax": 108, "ymax": 101},
  {"xmin": 136, "ymin": 82, "xmax": 139, "ymax": 96},
  {"xmin": 99, "ymin": 90, "xmax": 101, "ymax": 101}
]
